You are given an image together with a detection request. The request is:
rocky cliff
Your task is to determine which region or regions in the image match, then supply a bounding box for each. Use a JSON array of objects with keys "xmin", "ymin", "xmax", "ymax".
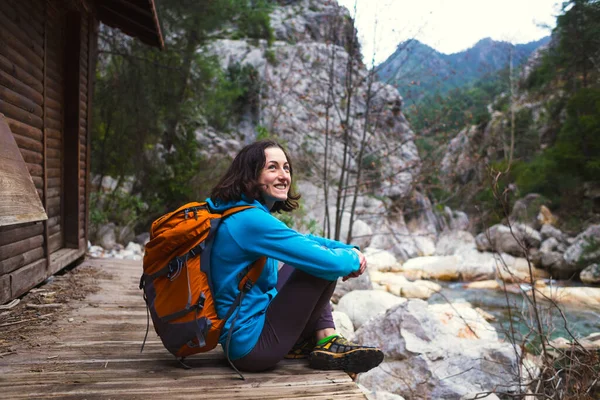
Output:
[{"xmin": 196, "ymin": 0, "xmax": 441, "ymax": 259}]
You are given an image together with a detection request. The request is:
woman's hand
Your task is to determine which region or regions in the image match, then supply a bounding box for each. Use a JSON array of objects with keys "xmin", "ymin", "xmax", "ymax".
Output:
[{"xmin": 343, "ymin": 249, "xmax": 367, "ymax": 281}]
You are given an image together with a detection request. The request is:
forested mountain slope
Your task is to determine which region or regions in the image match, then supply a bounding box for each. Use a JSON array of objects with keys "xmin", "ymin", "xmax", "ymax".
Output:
[{"xmin": 377, "ymin": 36, "xmax": 549, "ymax": 104}]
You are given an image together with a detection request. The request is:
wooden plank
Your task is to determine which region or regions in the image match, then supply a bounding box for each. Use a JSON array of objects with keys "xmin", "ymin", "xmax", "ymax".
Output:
[
  {"xmin": 0, "ymin": 85, "xmax": 43, "ymax": 117},
  {"xmin": 18, "ymin": 148, "xmax": 43, "ymax": 165},
  {"xmin": 0, "ymin": 258, "xmax": 365, "ymax": 399},
  {"xmin": 48, "ymin": 177, "xmax": 60, "ymax": 188},
  {"xmin": 0, "ymin": 68, "xmax": 44, "ymax": 106},
  {"xmin": 0, "ymin": 100, "xmax": 43, "ymax": 129},
  {"xmin": 47, "ymin": 137, "xmax": 61, "ymax": 150},
  {"xmin": 0, "ymin": 36, "xmax": 43, "ymax": 82},
  {"xmin": 8, "ymin": 0, "xmax": 44, "ymax": 37},
  {"xmin": 0, "ymin": 221, "xmax": 43, "ymax": 246},
  {"xmin": 0, "ymin": 274, "xmax": 10, "ymax": 305},
  {"xmin": 0, "ymin": 1, "xmax": 44, "ymax": 44},
  {"xmin": 0, "ymin": 234, "xmax": 44, "ymax": 262},
  {"xmin": 0, "ymin": 246, "xmax": 44, "ymax": 275},
  {"xmin": 9, "ymin": 258, "xmax": 46, "ymax": 299},
  {"xmin": 46, "ymin": 128, "xmax": 61, "ymax": 140},
  {"xmin": 0, "ymin": 9, "xmax": 44, "ymax": 59},
  {"xmin": 26, "ymin": 162, "xmax": 43, "ymax": 177},
  {"xmin": 47, "ymin": 158, "xmax": 60, "ymax": 169},
  {"xmin": 48, "ymin": 248, "xmax": 84, "ymax": 275},
  {"xmin": 13, "ymin": 132, "xmax": 43, "ymax": 153},
  {"xmin": 6, "ymin": 117, "xmax": 43, "ymax": 141},
  {"xmin": 48, "ymin": 231, "xmax": 63, "ymax": 254},
  {"xmin": 47, "ymin": 216, "xmax": 60, "ymax": 229}
]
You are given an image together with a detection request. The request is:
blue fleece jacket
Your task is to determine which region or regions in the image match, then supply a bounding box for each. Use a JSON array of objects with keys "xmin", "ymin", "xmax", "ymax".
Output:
[{"xmin": 206, "ymin": 197, "xmax": 360, "ymax": 360}]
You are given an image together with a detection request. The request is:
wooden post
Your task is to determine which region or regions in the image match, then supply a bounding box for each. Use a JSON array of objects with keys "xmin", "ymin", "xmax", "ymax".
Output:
[
  {"xmin": 85, "ymin": 15, "xmax": 98, "ymax": 247},
  {"xmin": 43, "ymin": 1, "xmax": 49, "ymax": 267},
  {"xmin": 63, "ymin": 11, "xmax": 81, "ymax": 249}
]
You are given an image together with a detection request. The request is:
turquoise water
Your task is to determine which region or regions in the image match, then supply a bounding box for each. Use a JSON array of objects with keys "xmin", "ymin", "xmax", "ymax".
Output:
[{"xmin": 428, "ymin": 282, "xmax": 600, "ymax": 342}]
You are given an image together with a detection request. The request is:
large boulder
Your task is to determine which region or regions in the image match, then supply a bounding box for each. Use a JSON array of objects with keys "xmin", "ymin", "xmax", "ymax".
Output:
[
  {"xmin": 371, "ymin": 272, "xmax": 441, "ymax": 299},
  {"xmin": 563, "ymin": 224, "xmax": 600, "ymax": 267},
  {"xmin": 435, "ymin": 230, "xmax": 476, "ymax": 256},
  {"xmin": 336, "ymin": 290, "xmax": 406, "ymax": 329},
  {"xmin": 354, "ymin": 300, "xmax": 519, "ymax": 399},
  {"xmin": 331, "ymin": 271, "xmax": 372, "ymax": 304},
  {"xmin": 400, "ymin": 256, "xmax": 461, "ymax": 281},
  {"xmin": 509, "ymin": 193, "xmax": 546, "ymax": 228},
  {"xmin": 580, "ymin": 263, "xmax": 600, "ymax": 285},
  {"xmin": 96, "ymin": 223, "xmax": 117, "ymax": 250},
  {"xmin": 332, "ymin": 311, "xmax": 354, "ymax": 339},
  {"xmin": 364, "ymin": 248, "xmax": 401, "ymax": 272},
  {"xmin": 475, "ymin": 223, "xmax": 542, "ymax": 256}
]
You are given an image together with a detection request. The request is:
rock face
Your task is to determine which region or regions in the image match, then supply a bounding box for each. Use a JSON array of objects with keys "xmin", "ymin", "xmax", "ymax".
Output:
[
  {"xmin": 336, "ymin": 290, "xmax": 406, "ymax": 329},
  {"xmin": 354, "ymin": 300, "xmax": 519, "ymax": 400},
  {"xmin": 201, "ymin": 0, "xmax": 436, "ymax": 260},
  {"xmin": 580, "ymin": 263, "xmax": 600, "ymax": 284}
]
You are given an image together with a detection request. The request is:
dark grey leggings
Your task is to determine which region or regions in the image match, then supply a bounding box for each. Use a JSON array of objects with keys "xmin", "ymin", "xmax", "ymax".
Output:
[{"xmin": 232, "ymin": 264, "xmax": 336, "ymax": 372}]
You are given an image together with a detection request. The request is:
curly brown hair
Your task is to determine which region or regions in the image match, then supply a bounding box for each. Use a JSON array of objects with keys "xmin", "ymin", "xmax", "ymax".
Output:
[{"xmin": 209, "ymin": 140, "xmax": 301, "ymax": 213}]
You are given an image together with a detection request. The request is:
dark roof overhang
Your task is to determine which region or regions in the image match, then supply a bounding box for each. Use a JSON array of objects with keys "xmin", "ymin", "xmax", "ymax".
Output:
[{"xmin": 96, "ymin": 0, "xmax": 164, "ymax": 49}]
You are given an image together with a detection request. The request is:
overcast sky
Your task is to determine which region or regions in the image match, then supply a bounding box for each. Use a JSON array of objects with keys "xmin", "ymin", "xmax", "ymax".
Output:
[{"xmin": 336, "ymin": 0, "xmax": 562, "ymax": 65}]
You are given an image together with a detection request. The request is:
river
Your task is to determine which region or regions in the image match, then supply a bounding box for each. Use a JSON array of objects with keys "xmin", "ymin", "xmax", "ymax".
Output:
[{"xmin": 428, "ymin": 281, "xmax": 600, "ymax": 344}]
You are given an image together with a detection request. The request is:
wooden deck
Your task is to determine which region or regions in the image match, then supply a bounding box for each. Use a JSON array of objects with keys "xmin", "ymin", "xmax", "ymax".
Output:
[{"xmin": 0, "ymin": 258, "xmax": 366, "ymax": 399}]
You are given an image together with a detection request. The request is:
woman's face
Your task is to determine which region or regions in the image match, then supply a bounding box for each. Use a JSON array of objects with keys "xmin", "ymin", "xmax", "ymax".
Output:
[{"xmin": 258, "ymin": 147, "xmax": 291, "ymax": 209}]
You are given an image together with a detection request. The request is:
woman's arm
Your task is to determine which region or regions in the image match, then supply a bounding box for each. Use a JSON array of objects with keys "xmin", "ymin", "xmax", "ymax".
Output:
[
  {"xmin": 304, "ymin": 233, "xmax": 358, "ymax": 250},
  {"xmin": 226, "ymin": 210, "xmax": 360, "ymax": 281}
]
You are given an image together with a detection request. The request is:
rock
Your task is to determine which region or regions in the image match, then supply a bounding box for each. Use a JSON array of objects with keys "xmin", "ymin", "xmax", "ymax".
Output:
[
  {"xmin": 563, "ymin": 224, "xmax": 600, "ymax": 266},
  {"xmin": 115, "ymin": 224, "xmax": 135, "ymax": 245},
  {"xmin": 336, "ymin": 290, "xmax": 406, "ymax": 330},
  {"xmin": 331, "ymin": 270, "xmax": 372, "ymax": 304},
  {"xmin": 358, "ymin": 385, "xmax": 406, "ymax": 400},
  {"xmin": 374, "ymin": 272, "xmax": 441, "ymax": 299},
  {"xmin": 540, "ymin": 222, "xmax": 564, "ymax": 242},
  {"xmin": 580, "ymin": 263, "xmax": 600, "ymax": 284},
  {"xmin": 535, "ymin": 286, "xmax": 600, "ymax": 309},
  {"xmin": 332, "ymin": 311, "xmax": 354, "ymax": 339},
  {"xmin": 354, "ymin": 300, "xmax": 519, "ymax": 399},
  {"xmin": 400, "ymin": 256, "xmax": 461, "ymax": 281},
  {"xmin": 364, "ymin": 248, "xmax": 400, "ymax": 272},
  {"xmin": 494, "ymin": 253, "xmax": 550, "ymax": 283},
  {"xmin": 474, "ymin": 307, "xmax": 496, "ymax": 322},
  {"xmin": 96, "ymin": 223, "xmax": 116, "ymax": 250},
  {"xmin": 540, "ymin": 237, "xmax": 559, "ymax": 253},
  {"xmin": 465, "ymin": 280, "xmax": 501, "ymax": 290},
  {"xmin": 476, "ymin": 224, "xmax": 542, "ymax": 256},
  {"xmin": 435, "ymin": 230, "xmax": 476, "ymax": 256},
  {"xmin": 510, "ymin": 193, "xmax": 545, "ymax": 228},
  {"xmin": 134, "ymin": 232, "xmax": 150, "ymax": 246},
  {"xmin": 455, "ymin": 250, "xmax": 498, "ymax": 281}
]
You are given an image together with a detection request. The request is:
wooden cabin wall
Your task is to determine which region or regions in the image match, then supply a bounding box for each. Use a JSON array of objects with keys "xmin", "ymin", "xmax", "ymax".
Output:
[{"xmin": 0, "ymin": 0, "xmax": 97, "ymax": 304}]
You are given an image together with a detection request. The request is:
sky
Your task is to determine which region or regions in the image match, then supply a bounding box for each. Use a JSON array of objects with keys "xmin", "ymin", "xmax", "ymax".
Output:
[{"xmin": 336, "ymin": 0, "xmax": 562, "ymax": 65}]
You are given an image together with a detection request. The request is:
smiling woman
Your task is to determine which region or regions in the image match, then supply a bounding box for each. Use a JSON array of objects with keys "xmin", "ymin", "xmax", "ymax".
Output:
[
  {"xmin": 205, "ymin": 139, "xmax": 383, "ymax": 376},
  {"xmin": 257, "ymin": 147, "xmax": 291, "ymax": 209}
]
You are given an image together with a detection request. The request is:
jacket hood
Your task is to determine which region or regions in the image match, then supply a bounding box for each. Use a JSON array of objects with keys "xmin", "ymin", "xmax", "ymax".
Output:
[{"xmin": 206, "ymin": 195, "xmax": 270, "ymax": 214}]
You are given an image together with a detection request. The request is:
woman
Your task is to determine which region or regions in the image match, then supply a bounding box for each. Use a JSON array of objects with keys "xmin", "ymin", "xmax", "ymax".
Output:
[{"xmin": 207, "ymin": 139, "xmax": 383, "ymax": 374}]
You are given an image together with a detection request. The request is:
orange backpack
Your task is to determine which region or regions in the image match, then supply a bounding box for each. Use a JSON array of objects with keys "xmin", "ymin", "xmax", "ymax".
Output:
[{"xmin": 140, "ymin": 201, "xmax": 265, "ymax": 368}]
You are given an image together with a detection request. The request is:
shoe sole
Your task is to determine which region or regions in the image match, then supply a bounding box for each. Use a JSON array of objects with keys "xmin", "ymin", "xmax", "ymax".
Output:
[{"xmin": 308, "ymin": 348, "xmax": 384, "ymax": 373}]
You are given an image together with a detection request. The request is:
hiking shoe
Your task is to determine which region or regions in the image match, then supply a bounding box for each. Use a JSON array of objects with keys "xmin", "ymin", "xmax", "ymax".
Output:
[
  {"xmin": 284, "ymin": 336, "xmax": 315, "ymax": 359},
  {"xmin": 308, "ymin": 335, "xmax": 384, "ymax": 373}
]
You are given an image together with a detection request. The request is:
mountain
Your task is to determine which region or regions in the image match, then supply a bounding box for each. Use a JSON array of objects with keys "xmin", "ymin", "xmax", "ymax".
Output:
[{"xmin": 376, "ymin": 37, "xmax": 550, "ymax": 103}]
